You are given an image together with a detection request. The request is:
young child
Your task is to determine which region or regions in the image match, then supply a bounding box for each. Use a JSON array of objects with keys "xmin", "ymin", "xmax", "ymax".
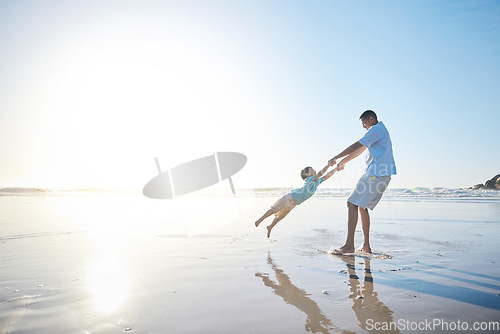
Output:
[{"xmin": 255, "ymin": 164, "xmax": 338, "ymax": 238}]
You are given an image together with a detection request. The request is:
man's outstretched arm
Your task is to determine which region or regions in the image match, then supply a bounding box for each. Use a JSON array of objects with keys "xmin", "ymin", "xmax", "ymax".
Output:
[
  {"xmin": 336, "ymin": 146, "xmax": 365, "ymax": 171},
  {"xmin": 329, "ymin": 141, "xmax": 364, "ymax": 166}
]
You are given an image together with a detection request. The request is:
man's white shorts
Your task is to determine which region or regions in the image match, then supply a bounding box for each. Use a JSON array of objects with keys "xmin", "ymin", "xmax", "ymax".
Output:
[{"xmin": 348, "ymin": 173, "xmax": 391, "ymax": 210}]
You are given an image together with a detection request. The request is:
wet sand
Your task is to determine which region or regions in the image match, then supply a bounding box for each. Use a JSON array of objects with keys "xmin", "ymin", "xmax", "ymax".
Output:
[{"xmin": 0, "ymin": 193, "xmax": 499, "ymax": 333}]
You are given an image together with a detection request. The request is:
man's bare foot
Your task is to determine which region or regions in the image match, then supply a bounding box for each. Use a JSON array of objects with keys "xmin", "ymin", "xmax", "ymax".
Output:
[
  {"xmin": 329, "ymin": 245, "xmax": 355, "ymax": 255},
  {"xmin": 255, "ymin": 219, "xmax": 262, "ymax": 227},
  {"xmin": 266, "ymin": 226, "xmax": 272, "ymax": 238},
  {"xmin": 357, "ymin": 245, "xmax": 372, "ymax": 253}
]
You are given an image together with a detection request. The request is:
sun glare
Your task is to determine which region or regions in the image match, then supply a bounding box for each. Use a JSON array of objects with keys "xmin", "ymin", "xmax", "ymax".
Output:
[
  {"xmin": 36, "ymin": 22, "xmax": 250, "ymax": 188},
  {"xmin": 87, "ymin": 251, "xmax": 130, "ymax": 313}
]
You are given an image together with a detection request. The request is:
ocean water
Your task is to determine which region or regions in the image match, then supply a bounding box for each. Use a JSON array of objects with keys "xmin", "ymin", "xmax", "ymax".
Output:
[{"xmin": 2, "ymin": 186, "xmax": 500, "ymax": 199}]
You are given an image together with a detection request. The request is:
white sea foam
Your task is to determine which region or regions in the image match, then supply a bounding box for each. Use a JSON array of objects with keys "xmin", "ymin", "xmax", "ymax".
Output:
[{"xmin": 238, "ymin": 187, "xmax": 500, "ymax": 199}]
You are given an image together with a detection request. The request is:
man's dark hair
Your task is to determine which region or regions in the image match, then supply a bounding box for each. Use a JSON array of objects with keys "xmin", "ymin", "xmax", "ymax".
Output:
[
  {"xmin": 359, "ymin": 110, "xmax": 378, "ymax": 121},
  {"xmin": 300, "ymin": 166, "xmax": 312, "ymax": 180}
]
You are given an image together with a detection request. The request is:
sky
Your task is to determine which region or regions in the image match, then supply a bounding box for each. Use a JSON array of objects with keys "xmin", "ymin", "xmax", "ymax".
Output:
[{"xmin": 0, "ymin": 0, "xmax": 499, "ymax": 190}]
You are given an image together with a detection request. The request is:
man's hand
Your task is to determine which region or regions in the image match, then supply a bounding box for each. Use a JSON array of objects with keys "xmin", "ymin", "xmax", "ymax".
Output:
[
  {"xmin": 337, "ymin": 160, "xmax": 346, "ymax": 171},
  {"xmin": 328, "ymin": 158, "xmax": 336, "ymax": 166}
]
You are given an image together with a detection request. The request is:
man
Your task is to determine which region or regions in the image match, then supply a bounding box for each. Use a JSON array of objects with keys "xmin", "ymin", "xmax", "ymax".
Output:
[{"xmin": 328, "ymin": 110, "xmax": 396, "ymax": 254}]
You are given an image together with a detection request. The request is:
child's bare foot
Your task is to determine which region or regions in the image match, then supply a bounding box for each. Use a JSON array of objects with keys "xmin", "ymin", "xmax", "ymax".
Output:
[
  {"xmin": 357, "ymin": 245, "xmax": 372, "ymax": 253},
  {"xmin": 329, "ymin": 245, "xmax": 355, "ymax": 255},
  {"xmin": 266, "ymin": 226, "xmax": 272, "ymax": 238}
]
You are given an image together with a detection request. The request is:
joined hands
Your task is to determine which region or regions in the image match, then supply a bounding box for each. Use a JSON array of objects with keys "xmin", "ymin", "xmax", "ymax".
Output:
[{"xmin": 328, "ymin": 157, "xmax": 345, "ymax": 172}]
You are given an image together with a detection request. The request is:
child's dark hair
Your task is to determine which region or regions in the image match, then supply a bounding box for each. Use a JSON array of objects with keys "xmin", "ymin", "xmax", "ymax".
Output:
[{"xmin": 300, "ymin": 166, "xmax": 312, "ymax": 180}]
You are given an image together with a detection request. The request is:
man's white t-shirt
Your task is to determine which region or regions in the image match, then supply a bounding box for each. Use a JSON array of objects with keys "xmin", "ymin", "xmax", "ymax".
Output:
[{"xmin": 358, "ymin": 121, "xmax": 397, "ymax": 177}]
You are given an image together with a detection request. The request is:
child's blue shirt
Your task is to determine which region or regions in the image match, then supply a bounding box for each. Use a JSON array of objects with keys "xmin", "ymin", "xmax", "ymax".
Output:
[{"xmin": 290, "ymin": 175, "xmax": 324, "ymax": 205}]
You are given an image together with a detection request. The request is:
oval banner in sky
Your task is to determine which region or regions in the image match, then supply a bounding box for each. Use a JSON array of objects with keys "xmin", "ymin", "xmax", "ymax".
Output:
[{"xmin": 143, "ymin": 152, "xmax": 247, "ymax": 199}]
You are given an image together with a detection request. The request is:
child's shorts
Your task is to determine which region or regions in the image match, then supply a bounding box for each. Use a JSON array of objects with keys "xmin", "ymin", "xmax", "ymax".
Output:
[
  {"xmin": 271, "ymin": 193, "xmax": 297, "ymax": 219},
  {"xmin": 348, "ymin": 173, "xmax": 391, "ymax": 210}
]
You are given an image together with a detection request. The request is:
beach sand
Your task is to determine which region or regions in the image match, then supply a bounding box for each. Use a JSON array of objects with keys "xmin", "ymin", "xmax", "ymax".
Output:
[{"xmin": 1, "ymin": 192, "xmax": 499, "ymax": 333}]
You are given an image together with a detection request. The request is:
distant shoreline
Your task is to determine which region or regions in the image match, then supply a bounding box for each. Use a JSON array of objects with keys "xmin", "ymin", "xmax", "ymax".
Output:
[{"xmin": 1, "ymin": 186, "xmax": 500, "ymax": 199}]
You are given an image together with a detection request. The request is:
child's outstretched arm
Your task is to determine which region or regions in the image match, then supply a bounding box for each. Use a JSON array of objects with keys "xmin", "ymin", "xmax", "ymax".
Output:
[
  {"xmin": 322, "ymin": 166, "xmax": 338, "ymax": 182},
  {"xmin": 314, "ymin": 164, "xmax": 331, "ymax": 181}
]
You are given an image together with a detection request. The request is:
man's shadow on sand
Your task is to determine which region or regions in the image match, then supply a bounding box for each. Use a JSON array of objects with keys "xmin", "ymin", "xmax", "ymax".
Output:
[{"xmin": 255, "ymin": 252, "xmax": 397, "ymax": 334}]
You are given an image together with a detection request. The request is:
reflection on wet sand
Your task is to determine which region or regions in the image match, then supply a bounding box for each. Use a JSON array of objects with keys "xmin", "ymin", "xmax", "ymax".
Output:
[
  {"xmin": 256, "ymin": 252, "xmax": 398, "ymax": 333},
  {"xmin": 340, "ymin": 256, "xmax": 399, "ymax": 334},
  {"xmin": 87, "ymin": 250, "xmax": 130, "ymax": 314},
  {"xmin": 256, "ymin": 253, "xmax": 352, "ymax": 334}
]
